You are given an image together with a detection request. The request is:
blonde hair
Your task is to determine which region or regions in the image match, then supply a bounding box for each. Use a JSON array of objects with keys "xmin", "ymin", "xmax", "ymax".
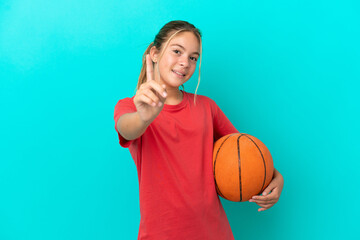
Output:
[{"xmin": 136, "ymin": 21, "xmax": 202, "ymax": 104}]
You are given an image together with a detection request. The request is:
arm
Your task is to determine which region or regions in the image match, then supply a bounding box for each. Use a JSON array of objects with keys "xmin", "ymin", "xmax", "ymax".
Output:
[
  {"xmin": 273, "ymin": 168, "xmax": 283, "ymax": 180},
  {"xmin": 212, "ymin": 99, "xmax": 239, "ymax": 141},
  {"xmin": 117, "ymin": 54, "xmax": 167, "ymax": 141},
  {"xmin": 116, "ymin": 112, "xmax": 151, "ymax": 141}
]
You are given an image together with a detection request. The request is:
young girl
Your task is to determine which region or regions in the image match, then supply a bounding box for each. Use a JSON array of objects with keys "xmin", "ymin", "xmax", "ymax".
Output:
[{"xmin": 114, "ymin": 20, "xmax": 284, "ymax": 240}]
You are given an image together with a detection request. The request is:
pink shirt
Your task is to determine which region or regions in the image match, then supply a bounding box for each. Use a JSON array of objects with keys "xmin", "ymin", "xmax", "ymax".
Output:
[{"xmin": 114, "ymin": 91, "xmax": 238, "ymax": 240}]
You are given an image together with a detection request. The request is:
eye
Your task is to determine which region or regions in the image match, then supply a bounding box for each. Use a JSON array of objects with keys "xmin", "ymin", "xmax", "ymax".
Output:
[
  {"xmin": 173, "ymin": 49, "xmax": 181, "ymax": 54},
  {"xmin": 190, "ymin": 56, "xmax": 198, "ymax": 62}
]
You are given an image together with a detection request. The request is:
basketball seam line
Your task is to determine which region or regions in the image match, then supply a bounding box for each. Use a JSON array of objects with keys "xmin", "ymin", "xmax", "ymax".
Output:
[
  {"xmin": 213, "ymin": 133, "xmax": 239, "ymax": 200},
  {"xmin": 244, "ymin": 135, "xmax": 267, "ymax": 194}
]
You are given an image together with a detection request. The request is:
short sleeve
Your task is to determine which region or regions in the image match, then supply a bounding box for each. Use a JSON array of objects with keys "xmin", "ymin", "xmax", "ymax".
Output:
[
  {"xmin": 210, "ymin": 99, "xmax": 239, "ymax": 141},
  {"xmin": 114, "ymin": 96, "xmax": 137, "ymax": 148}
]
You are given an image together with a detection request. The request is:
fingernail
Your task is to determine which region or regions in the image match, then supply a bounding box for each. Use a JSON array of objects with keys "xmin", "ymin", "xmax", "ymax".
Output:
[
  {"xmin": 163, "ymin": 92, "xmax": 167, "ymax": 97},
  {"xmin": 158, "ymin": 102, "xmax": 162, "ymax": 107},
  {"xmin": 263, "ymin": 192, "xmax": 267, "ymax": 196}
]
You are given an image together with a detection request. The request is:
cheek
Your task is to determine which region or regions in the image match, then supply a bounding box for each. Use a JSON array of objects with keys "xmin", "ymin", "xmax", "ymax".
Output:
[
  {"xmin": 159, "ymin": 56, "xmax": 176, "ymax": 70},
  {"xmin": 190, "ymin": 63, "xmax": 197, "ymax": 73},
  {"xmin": 157, "ymin": 60, "xmax": 170, "ymax": 74}
]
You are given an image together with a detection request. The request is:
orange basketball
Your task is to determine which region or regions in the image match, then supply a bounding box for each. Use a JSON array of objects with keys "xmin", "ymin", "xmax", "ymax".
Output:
[{"xmin": 213, "ymin": 133, "xmax": 274, "ymax": 202}]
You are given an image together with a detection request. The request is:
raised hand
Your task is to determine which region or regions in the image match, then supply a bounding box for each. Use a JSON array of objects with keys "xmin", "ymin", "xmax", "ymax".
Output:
[{"xmin": 133, "ymin": 54, "xmax": 167, "ymax": 123}]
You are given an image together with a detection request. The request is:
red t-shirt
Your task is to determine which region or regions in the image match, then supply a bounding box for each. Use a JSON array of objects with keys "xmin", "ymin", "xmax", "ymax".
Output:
[{"xmin": 114, "ymin": 90, "xmax": 238, "ymax": 240}]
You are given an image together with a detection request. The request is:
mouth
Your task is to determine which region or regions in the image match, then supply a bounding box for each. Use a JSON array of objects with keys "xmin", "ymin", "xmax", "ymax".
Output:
[{"xmin": 172, "ymin": 70, "xmax": 186, "ymax": 78}]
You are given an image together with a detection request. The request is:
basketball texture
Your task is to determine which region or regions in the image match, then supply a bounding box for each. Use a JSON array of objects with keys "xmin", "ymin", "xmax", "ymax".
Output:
[{"xmin": 213, "ymin": 133, "xmax": 274, "ymax": 202}]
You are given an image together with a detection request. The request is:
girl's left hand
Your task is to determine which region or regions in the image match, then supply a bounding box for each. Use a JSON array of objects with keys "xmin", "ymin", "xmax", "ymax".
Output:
[{"xmin": 249, "ymin": 169, "xmax": 284, "ymax": 212}]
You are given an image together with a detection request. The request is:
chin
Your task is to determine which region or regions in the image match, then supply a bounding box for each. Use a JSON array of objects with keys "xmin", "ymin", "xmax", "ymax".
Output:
[
  {"xmin": 161, "ymin": 72, "xmax": 190, "ymax": 88},
  {"xmin": 164, "ymin": 78, "xmax": 185, "ymax": 88}
]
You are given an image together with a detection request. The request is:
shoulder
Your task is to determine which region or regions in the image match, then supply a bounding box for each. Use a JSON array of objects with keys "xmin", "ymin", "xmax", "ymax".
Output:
[
  {"xmin": 115, "ymin": 96, "xmax": 135, "ymax": 107},
  {"xmin": 185, "ymin": 92, "xmax": 217, "ymax": 106},
  {"xmin": 185, "ymin": 92, "xmax": 219, "ymax": 112},
  {"xmin": 185, "ymin": 92, "xmax": 220, "ymax": 117},
  {"xmin": 114, "ymin": 96, "xmax": 136, "ymax": 114}
]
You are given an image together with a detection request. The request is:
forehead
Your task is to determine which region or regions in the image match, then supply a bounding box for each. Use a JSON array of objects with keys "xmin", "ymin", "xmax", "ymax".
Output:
[{"xmin": 167, "ymin": 31, "xmax": 200, "ymax": 52}]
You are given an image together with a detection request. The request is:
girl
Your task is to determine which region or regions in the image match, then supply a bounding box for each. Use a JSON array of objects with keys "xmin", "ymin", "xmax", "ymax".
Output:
[{"xmin": 114, "ymin": 20, "xmax": 284, "ymax": 240}]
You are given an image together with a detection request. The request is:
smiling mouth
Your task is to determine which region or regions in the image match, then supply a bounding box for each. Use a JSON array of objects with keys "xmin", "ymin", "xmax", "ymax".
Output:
[{"xmin": 172, "ymin": 70, "xmax": 186, "ymax": 77}]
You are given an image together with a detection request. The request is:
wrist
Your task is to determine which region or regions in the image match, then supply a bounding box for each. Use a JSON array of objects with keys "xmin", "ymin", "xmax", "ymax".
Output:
[
  {"xmin": 135, "ymin": 111, "xmax": 152, "ymax": 128},
  {"xmin": 273, "ymin": 168, "xmax": 281, "ymax": 178}
]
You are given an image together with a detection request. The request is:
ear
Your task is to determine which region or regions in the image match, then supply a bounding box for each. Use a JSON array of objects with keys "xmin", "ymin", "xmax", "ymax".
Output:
[{"xmin": 149, "ymin": 46, "xmax": 159, "ymax": 63}]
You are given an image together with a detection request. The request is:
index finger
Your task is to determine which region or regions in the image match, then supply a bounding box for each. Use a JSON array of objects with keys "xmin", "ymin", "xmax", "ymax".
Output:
[
  {"xmin": 251, "ymin": 191, "xmax": 274, "ymax": 201},
  {"xmin": 146, "ymin": 54, "xmax": 154, "ymax": 82}
]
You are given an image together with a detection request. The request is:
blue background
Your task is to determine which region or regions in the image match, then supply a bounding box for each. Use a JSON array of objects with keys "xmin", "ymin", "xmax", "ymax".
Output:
[{"xmin": 1, "ymin": 0, "xmax": 359, "ymax": 239}]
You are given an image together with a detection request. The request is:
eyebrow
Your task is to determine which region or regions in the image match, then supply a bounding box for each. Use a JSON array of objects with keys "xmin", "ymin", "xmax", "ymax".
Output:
[{"xmin": 170, "ymin": 44, "xmax": 200, "ymax": 56}]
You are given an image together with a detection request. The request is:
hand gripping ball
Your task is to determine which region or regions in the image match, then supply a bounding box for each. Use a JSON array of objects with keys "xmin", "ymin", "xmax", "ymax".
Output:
[{"xmin": 213, "ymin": 133, "xmax": 274, "ymax": 202}]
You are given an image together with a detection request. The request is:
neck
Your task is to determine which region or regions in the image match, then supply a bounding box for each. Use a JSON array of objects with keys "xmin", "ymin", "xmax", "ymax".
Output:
[{"xmin": 164, "ymin": 88, "xmax": 183, "ymax": 105}]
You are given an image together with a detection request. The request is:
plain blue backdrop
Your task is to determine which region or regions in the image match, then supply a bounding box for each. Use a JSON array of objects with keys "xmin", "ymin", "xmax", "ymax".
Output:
[{"xmin": 1, "ymin": 0, "xmax": 359, "ymax": 239}]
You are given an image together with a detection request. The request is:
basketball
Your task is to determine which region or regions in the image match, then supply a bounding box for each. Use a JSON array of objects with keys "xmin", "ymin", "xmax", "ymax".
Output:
[{"xmin": 213, "ymin": 133, "xmax": 274, "ymax": 202}]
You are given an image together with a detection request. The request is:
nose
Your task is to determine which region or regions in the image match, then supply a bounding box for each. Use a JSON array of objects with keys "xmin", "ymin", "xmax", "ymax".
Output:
[{"xmin": 179, "ymin": 55, "xmax": 190, "ymax": 68}]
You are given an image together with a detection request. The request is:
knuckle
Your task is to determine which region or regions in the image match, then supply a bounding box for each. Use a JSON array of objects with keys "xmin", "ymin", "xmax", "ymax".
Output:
[
  {"xmin": 136, "ymin": 90, "xmax": 143, "ymax": 97},
  {"xmin": 145, "ymin": 89, "xmax": 153, "ymax": 95}
]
